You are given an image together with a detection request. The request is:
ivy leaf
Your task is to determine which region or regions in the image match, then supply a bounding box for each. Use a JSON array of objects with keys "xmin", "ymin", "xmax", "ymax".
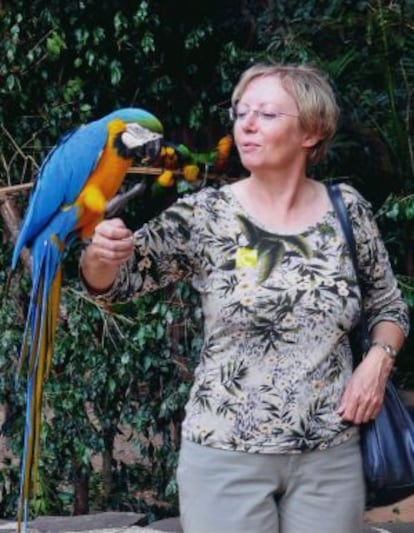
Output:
[{"xmin": 109, "ymin": 59, "xmax": 122, "ymax": 85}]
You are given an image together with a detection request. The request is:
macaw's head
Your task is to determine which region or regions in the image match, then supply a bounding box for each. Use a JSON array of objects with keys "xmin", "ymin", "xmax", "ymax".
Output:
[{"xmin": 110, "ymin": 108, "xmax": 163, "ymax": 163}]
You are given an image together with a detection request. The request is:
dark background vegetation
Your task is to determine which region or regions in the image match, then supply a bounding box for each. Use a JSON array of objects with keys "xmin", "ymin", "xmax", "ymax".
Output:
[{"xmin": 0, "ymin": 0, "xmax": 413, "ymax": 524}]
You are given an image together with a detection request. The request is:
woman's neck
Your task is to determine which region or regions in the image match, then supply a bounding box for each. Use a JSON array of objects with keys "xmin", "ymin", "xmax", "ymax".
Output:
[
  {"xmin": 230, "ymin": 174, "xmax": 328, "ymax": 233},
  {"xmin": 245, "ymin": 171, "xmax": 311, "ymax": 211}
]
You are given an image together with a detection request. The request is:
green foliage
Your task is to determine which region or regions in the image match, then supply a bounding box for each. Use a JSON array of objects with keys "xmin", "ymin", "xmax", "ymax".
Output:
[
  {"xmin": 0, "ymin": 0, "xmax": 413, "ymax": 523},
  {"xmin": 381, "ymin": 194, "xmax": 414, "ymax": 222}
]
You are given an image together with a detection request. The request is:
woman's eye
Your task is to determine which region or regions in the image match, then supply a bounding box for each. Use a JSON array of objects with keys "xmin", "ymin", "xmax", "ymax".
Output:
[{"xmin": 261, "ymin": 112, "xmax": 278, "ymax": 120}]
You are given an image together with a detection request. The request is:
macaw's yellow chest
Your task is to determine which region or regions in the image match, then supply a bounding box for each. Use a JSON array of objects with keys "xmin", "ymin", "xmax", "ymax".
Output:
[
  {"xmin": 76, "ymin": 119, "xmax": 133, "ymax": 237},
  {"xmin": 87, "ymin": 118, "xmax": 133, "ymax": 198},
  {"xmin": 89, "ymin": 148, "xmax": 132, "ymax": 198}
]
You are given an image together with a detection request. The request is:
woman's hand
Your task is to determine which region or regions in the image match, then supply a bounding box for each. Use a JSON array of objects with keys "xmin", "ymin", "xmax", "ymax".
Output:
[
  {"xmin": 87, "ymin": 218, "xmax": 134, "ymax": 266},
  {"xmin": 80, "ymin": 218, "xmax": 134, "ymax": 293},
  {"xmin": 337, "ymin": 347, "xmax": 394, "ymax": 425}
]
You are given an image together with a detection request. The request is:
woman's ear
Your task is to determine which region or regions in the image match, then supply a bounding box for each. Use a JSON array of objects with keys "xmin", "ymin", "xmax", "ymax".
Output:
[{"xmin": 302, "ymin": 130, "xmax": 322, "ymax": 150}]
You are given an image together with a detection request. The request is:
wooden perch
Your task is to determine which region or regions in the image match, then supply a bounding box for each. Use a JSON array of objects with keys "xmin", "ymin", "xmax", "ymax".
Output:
[
  {"xmin": 0, "ymin": 167, "xmax": 182, "ymax": 198},
  {"xmin": 0, "ymin": 182, "xmax": 33, "ymax": 196}
]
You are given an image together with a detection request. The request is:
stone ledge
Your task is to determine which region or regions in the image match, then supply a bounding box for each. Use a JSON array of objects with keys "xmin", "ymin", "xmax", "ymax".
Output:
[
  {"xmin": 0, "ymin": 512, "xmax": 145, "ymax": 533},
  {"xmin": 2, "ymin": 511, "xmax": 414, "ymax": 533},
  {"xmin": 32, "ymin": 512, "xmax": 145, "ymax": 532}
]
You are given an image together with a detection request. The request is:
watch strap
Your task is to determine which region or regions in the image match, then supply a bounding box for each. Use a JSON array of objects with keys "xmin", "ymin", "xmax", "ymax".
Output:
[{"xmin": 371, "ymin": 341, "xmax": 398, "ymax": 359}]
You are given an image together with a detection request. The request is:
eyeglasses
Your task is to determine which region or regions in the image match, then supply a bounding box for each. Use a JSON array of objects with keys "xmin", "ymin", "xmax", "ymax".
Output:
[{"xmin": 229, "ymin": 104, "xmax": 299, "ymax": 123}]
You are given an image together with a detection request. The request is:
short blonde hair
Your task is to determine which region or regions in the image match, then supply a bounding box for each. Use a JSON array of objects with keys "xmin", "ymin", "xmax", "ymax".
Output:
[{"xmin": 231, "ymin": 62, "xmax": 340, "ymax": 164}]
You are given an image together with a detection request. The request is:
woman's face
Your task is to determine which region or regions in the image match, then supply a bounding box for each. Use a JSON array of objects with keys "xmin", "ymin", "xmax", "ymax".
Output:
[{"xmin": 233, "ymin": 75, "xmax": 315, "ymax": 174}]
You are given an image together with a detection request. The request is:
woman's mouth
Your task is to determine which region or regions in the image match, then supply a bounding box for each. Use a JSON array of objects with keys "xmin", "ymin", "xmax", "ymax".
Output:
[{"xmin": 240, "ymin": 143, "xmax": 260, "ymax": 153}]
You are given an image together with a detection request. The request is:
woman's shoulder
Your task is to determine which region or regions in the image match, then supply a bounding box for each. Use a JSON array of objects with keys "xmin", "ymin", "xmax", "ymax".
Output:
[
  {"xmin": 335, "ymin": 181, "xmax": 373, "ymax": 216},
  {"xmin": 337, "ymin": 181, "xmax": 367, "ymax": 203},
  {"xmin": 175, "ymin": 184, "xmax": 231, "ymax": 209},
  {"xmin": 158, "ymin": 185, "xmax": 231, "ymax": 230}
]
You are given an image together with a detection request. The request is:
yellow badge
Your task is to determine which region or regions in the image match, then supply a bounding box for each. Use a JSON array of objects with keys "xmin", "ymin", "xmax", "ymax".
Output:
[{"xmin": 236, "ymin": 247, "xmax": 258, "ymax": 268}]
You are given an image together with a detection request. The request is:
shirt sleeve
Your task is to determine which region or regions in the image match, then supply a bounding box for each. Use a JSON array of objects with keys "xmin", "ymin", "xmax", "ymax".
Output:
[
  {"xmin": 341, "ymin": 183, "xmax": 410, "ymax": 338},
  {"xmin": 88, "ymin": 189, "xmax": 209, "ymax": 304}
]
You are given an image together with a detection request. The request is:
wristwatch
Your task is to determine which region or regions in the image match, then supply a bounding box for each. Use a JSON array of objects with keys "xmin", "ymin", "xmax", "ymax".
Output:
[{"xmin": 371, "ymin": 341, "xmax": 398, "ymax": 359}]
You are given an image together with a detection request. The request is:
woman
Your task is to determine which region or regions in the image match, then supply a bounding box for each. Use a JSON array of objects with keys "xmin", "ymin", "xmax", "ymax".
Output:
[{"xmin": 80, "ymin": 63, "xmax": 409, "ymax": 533}]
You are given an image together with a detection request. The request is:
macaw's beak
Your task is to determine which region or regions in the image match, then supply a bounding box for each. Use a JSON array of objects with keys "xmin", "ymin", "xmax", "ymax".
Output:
[
  {"xmin": 141, "ymin": 136, "xmax": 162, "ymax": 163},
  {"xmin": 121, "ymin": 123, "xmax": 163, "ymax": 164}
]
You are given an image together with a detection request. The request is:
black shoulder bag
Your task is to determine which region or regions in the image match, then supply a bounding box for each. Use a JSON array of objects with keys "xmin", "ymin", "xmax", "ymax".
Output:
[{"xmin": 328, "ymin": 183, "xmax": 414, "ymax": 507}]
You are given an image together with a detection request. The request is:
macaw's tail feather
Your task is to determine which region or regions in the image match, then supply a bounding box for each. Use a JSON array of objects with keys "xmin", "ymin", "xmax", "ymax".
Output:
[{"xmin": 16, "ymin": 244, "xmax": 63, "ymax": 533}]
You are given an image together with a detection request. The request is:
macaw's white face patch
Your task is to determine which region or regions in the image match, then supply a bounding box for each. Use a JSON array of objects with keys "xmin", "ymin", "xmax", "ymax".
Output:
[{"xmin": 121, "ymin": 123, "xmax": 163, "ymax": 149}]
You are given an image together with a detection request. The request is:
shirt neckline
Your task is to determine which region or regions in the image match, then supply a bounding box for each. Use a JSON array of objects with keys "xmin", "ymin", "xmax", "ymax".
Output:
[{"xmin": 222, "ymin": 183, "xmax": 336, "ymax": 237}]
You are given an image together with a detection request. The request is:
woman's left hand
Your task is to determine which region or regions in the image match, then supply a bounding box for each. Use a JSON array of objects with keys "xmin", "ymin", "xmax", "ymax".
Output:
[{"xmin": 337, "ymin": 347, "xmax": 394, "ymax": 424}]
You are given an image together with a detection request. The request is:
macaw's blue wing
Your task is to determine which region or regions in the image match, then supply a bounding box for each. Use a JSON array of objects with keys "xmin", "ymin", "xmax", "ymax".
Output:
[{"xmin": 11, "ymin": 122, "xmax": 108, "ymax": 269}]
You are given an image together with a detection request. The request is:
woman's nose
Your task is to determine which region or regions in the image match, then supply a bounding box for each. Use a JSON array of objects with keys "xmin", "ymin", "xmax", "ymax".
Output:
[{"xmin": 242, "ymin": 109, "xmax": 259, "ymax": 129}]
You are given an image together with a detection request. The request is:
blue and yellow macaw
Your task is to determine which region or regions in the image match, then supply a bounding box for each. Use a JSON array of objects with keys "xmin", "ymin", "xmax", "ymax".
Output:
[{"xmin": 11, "ymin": 107, "xmax": 163, "ymax": 532}]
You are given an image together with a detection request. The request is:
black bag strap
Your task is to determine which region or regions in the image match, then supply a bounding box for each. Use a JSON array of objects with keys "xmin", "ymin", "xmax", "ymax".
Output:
[
  {"xmin": 327, "ymin": 184, "xmax": 359, "ymax": 277},
  {"xmin": 327, "ymin": 183, "xmax": 370, "ymax": 362}
]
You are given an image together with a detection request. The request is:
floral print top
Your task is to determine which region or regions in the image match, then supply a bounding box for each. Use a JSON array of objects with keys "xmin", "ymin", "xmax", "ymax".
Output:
[{"xmin": 94, "ymin": 182, "xmax": 409, "ymax": 454}]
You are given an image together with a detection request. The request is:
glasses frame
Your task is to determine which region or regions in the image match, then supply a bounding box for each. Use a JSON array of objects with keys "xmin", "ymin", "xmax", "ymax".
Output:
[{"xmin": 228, "ymin": 105, "xmax": 299, "ymax": 122}]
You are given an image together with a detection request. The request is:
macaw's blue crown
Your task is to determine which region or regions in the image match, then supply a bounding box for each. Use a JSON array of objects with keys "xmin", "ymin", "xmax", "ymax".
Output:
[{"xmin": 101, "ymin": 107, "xmax": 163, "ymax": 134}]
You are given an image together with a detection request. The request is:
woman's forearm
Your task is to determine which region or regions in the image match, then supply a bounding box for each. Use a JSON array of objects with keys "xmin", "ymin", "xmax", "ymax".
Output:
[
  {"xmin": 370, "ymin": 320, "xmax": 406, "ymax": 359},
  {"xmin": 80, "ymin": 246, "xmax": 119, "ymax": 293}
]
